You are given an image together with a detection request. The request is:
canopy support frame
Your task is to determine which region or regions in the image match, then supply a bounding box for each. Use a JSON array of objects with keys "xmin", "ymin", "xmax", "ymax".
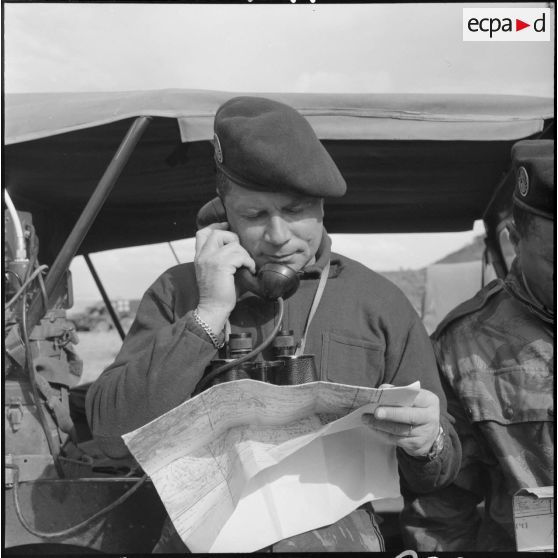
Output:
[
  {"xmin": 83, "ymin": 254, "xmax": 126, "ymax": 341},
  {"xmin": 26, "ymin": 116, "xmax": 152, "ymax": 333}
]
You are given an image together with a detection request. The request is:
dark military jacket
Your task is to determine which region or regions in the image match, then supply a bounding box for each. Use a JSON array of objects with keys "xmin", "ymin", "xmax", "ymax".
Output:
[
  {"xmin": 402, "ymin": 258, "xmax": 554, "ymax": 552},
  {"xmin": 87, "ymin": 231, "xmax": 460, "ymax": 552}
]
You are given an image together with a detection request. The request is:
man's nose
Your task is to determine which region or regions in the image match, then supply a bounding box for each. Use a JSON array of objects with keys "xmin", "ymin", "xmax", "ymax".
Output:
[{"xmin": 264, "ymin": 215, "xmax": 290, "ymax": 245}]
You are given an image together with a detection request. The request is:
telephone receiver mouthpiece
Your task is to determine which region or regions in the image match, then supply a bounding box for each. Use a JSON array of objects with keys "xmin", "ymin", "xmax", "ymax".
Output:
[
  {"xmin": 236, "ymin": 264, "xmax": 300, "ymax": 300},
  {"xmin": 258, "ymin": 263, "xmax": 300, "ymax": 300}
]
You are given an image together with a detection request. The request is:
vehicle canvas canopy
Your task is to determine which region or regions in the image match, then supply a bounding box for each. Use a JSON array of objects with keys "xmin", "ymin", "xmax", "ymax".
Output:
[{"xmin": 5, "ymin": 89, "xmax": 554, "ymax": 267}]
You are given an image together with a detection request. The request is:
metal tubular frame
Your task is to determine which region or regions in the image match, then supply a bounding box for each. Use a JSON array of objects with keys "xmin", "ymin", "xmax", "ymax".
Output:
[
  {"xmin": 83, "ymin": 254, "xmax": 126, "ymax": 340},
  {"xmin": 26, "ymin": 116, "xmax": 152, "ymax": 333}
]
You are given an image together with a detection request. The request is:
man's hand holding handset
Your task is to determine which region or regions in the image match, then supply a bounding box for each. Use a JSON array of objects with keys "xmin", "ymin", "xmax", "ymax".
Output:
[{"xmin": 194, "ymin": 222, "xmax": 255, "ymax": 337}]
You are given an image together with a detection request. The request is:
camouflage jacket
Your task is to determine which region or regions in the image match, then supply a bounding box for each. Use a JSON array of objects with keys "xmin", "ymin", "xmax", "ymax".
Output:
[{"xmin": 401, "ymin": 259, "xmax": 554, "ymax": 552}]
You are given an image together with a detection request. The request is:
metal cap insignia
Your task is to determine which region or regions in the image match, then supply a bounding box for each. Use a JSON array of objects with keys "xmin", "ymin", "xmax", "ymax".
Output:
[
  {"xmin": 213, "ymin": 133, "xmax": 223, "ymax": 164},
  {"xmin": 517, "ymin": 166, "xmax": 529, "ymax": 197}
]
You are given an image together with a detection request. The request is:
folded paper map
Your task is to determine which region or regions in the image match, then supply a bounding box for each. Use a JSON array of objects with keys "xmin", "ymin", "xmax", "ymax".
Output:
[{"xmin": 123, "ymin": 379, "xmax": 420, "ymax": 552}]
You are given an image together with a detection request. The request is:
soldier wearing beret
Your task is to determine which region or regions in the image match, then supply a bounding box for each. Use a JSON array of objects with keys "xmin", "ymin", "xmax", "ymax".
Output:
[
  {"xmin": 402, "ymin": 140, "xmax": 554, "ymax": 552},
  {"xmin": 87, "ymin": 97, "xmax": 461, "ymax": 552}
]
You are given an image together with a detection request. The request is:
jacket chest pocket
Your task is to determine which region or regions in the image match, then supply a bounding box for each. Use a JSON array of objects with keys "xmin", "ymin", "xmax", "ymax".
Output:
[
  {"xmin": 321, "ymin": 331, "xmax": 385, "ymax": 388},
  {"xmin": 458, "ymin": 365, "xmax": 553, "ymax": 425}
]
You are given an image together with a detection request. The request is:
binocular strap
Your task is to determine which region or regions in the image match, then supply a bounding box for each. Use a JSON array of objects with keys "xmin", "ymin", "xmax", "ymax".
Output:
[{"xmin": 295, "ymin": 260, "xmax": 330, "ymax": 357}]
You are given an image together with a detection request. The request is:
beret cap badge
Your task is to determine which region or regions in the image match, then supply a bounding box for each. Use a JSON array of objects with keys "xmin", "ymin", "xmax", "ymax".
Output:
[
  {"xmin": 213, "ymin": 133, "xmax": 223, "ymax": 164},
  {"xmin": 517, "ymin": 166, "xmax": 529, "ymax": 197},
  {"xmin": 511, "ymin": 139, "xmax": 554, "ymax": 220}
]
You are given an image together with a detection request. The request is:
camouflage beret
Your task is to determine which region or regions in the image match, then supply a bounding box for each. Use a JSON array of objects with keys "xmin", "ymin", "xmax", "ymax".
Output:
[
  {"xmin": 511, "ymin": 139, "xmax": 555, "ymax": 220},
  {"xmin": 213, "ymin": 96, "xmax": 346, "ymax": 198}
]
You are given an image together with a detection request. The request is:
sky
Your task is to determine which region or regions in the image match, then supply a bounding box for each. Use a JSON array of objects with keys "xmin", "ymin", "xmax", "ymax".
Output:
[
  {"xmin": 4, "ymin": 2, "xmax": 555, "ymax": 305},
  {"xmin": 5, "ymin": 3, "xmax": 554, "ymax": 95}
]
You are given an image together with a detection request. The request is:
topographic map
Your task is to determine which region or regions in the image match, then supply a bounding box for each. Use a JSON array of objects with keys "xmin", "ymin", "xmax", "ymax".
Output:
[{"xmin": 123, "ymin": 379, "xmax": 419, "ymax": 552}]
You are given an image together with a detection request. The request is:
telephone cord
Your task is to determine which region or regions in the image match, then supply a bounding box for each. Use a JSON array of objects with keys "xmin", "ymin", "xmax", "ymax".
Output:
[{"xmin": 6, "ymin": 463, "xmax": 148, "ymax": 539}]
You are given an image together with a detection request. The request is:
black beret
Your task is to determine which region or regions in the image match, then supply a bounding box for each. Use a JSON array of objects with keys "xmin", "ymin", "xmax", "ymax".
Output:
[
  {"xmin": 512, "ymin": 139, "xmax": 555, "ymax": 220},
  {"xmin": 213, "ymin": 96, "xmax": 346, "ymax": 198}
]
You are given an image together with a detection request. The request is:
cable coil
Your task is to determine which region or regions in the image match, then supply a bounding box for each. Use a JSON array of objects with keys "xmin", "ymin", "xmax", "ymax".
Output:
[{"xmin": 6, "ymin": 464, "xmax": 148, "ymax": 539}]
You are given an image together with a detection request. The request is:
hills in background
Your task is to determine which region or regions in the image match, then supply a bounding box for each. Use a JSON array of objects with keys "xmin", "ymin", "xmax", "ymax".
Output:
[
  {"xmin": 435, "ymin": 235, "xmax": 487, "ymax": 265},
  {"xmin": 379, "ymin": 234, "xmax": 494, "ymax": 315},
  {"xmin": 70, "ymin": 235, "xmax": 498, "ymax": 325}
]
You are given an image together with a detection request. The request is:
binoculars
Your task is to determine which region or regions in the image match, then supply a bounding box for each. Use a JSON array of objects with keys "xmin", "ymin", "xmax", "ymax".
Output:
[{"xmin": 201, "ymin": 330, "xmax": 318, "ymax": 391}]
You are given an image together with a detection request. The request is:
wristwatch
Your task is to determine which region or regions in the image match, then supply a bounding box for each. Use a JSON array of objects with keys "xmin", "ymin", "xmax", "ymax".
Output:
[{"xmin": 425, "ymin": 425, "xmax": 445, "ymax": 461}]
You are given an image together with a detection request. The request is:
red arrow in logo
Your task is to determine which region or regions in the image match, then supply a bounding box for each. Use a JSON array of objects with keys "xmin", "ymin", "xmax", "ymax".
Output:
[{"xmin": 516, "ymin": 19, "xmax": 530, "ymax": 31}]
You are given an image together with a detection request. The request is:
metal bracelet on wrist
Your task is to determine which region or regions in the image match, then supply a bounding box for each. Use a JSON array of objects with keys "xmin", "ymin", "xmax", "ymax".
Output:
[
  {"xmin": 192, "ymin": 308, "xmax": 225, "ymax": 349},
  {"xmin": 426, "ymin": 424, "xmax": 445, "ymax": 461}
]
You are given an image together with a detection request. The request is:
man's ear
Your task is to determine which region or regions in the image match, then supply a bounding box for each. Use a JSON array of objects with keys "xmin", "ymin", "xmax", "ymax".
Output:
[{"xmin": 507, "ymin": 221, "xmax": 521, "ymax": 257}]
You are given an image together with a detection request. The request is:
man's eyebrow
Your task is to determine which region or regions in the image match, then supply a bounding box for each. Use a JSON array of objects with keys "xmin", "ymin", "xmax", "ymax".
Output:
[{"xmin": 284, "ymin": 198, "xmax": 312, "ymax": 208}]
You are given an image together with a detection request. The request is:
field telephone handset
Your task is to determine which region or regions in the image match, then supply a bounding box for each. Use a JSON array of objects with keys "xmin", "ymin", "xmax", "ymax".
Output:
[
  {"xmin": 193, "ymin": 196, "xmax": 299, "ymax": 394},
  {"xmin": 196, "ymin": 197, "xmax": 300, "ymax": 300}
]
